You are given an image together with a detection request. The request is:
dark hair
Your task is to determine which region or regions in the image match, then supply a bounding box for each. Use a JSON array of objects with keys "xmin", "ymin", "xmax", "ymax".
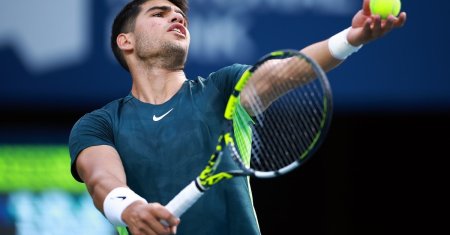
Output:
[{"xmin": 111, "ymin": 0, "xmax": 188, "ymax": 72}]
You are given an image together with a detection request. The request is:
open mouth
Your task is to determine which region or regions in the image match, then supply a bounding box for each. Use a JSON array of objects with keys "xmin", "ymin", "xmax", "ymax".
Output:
[{"xmin": 168, "ymin": 23, "xmax": 186, "ymax": 37}]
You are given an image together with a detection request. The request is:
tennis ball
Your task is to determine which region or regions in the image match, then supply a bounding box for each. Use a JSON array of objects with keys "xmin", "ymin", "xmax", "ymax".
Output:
[{"xmin": 370, "ymin": 0, "xmax": 401, "ymax": 19}]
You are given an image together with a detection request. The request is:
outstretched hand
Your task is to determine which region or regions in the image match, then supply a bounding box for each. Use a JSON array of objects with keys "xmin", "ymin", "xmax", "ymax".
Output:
[{"xmin": 347, "ymin": 0, "xmax": 407, "ymax": 46}]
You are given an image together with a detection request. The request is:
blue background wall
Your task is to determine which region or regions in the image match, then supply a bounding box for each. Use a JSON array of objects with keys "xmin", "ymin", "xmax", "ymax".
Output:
[
  {"xmin": 1, "ymin": 0, "xmax": 448, "ymax": 113},
  {"xmin": 0, "ymin": 0, "xmax": 447, "ymax": 234}
]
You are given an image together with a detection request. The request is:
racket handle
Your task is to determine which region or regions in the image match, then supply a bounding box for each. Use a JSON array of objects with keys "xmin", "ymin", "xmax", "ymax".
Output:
[{"xmin": 161, "ymin": 180, "xmax": 204, "ymax": 226}]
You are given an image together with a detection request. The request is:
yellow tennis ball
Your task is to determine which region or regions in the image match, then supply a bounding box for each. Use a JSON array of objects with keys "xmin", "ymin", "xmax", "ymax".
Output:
[{"xmin": 370, "ymin": 0, "xmax": 401, "ymax": 19}]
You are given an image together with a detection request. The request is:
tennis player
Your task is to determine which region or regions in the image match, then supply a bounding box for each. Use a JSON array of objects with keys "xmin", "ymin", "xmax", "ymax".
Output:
[{"xmin": 68, "ymin": 0, "xmax": 406, "ymax": 234}]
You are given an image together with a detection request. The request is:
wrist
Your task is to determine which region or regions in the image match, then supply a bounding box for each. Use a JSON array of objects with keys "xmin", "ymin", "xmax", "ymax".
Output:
[
  {"xmin": 328, "ymin": 27, "xmax": 363, "ymax": 60},
  {"xmin": 103, "ymin": 187, "xmax": 148, "ymax": 226}
]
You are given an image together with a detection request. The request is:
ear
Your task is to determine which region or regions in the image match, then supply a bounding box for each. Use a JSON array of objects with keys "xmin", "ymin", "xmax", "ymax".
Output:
[{"xmin": 117, "ymin": 33, "xmax": 133, "ymax": 51}]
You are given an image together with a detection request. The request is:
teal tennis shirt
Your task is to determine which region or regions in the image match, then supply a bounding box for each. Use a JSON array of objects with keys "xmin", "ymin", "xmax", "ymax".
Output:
[{"xmin": 68, "ymin": 64, "xmax": 260, "ymax": 235}]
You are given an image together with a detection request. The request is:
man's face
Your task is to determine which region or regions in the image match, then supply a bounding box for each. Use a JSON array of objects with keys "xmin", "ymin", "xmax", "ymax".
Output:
[{"xmin": 132, "ymin": 0, "xmax": 190, "ymax": 67}]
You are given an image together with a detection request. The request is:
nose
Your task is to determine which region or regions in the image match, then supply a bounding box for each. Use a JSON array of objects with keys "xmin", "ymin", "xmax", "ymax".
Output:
[{"xmin": 170, "ymin": 11, "xmax": 185, "ymax": 25}]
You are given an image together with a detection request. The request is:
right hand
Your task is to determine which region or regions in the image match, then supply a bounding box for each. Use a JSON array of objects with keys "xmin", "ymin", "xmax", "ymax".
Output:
[{"xmin": 122, "ymin": 201, "xmax": 180, "ymax": 235}]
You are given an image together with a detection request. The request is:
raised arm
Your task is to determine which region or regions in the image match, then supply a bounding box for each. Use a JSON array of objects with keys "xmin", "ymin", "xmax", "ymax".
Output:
[
  {"xmin": 301, "ymin": 0, "xmax": 407, "ymax": 72},
  {"xmin": 240, "ymin": 0, "xmax": 407, "ymax": 113},
  {"xmin": 76, "ymin": 145, "xmax": 179, "ymax": 235}
]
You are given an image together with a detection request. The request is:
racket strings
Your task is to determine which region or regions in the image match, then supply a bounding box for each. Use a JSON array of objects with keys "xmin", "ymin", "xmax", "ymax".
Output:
[
  {"xmin": 243, "ymin": 55, "xmax": 327, "ymax": 172},
  {"xmin": 246, "ymin": 64, "xmax": 293, "ymax": 170},
  {"xmin": 294, "ymin": 84, "xmax": 325, "ymax": 144},
  {"xmin": 282, "ymin": 61, "xmax": 325, "ymax": 155},
  {"xmin": 260, "ymin": 60, "xmax": 317, "ymax": 167}
]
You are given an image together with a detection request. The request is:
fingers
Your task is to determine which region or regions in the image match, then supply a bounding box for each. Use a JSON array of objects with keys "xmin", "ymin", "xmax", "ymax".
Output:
[
  {"xmin": 362, "ymin": 0, "xmax": 371, "ymax": 16},
  {"xmin": 158, "ymin": 204, "xmax": 180, "ymax": 234},
  {"xmin": 382, "ymin": 15, "xmax": 395, "ymax": 32},
  {"xmin": 156, "ymin": 204, "xmax": 180, "ymax": 227},
  {"xmin": 123, "ymin": 202, "xmax": 180, "ymax": 235},
  {"xmin": 362, "ymin": 17, "xmax": 372, "ymax": 35},
  {"xmin": 384, "ymin": 12, "xmax": 407, "ymax": 29},
  {"xmin": 394, "ymin": 12, "xmax": 407, "ymax": 28},
  {"xmin": 366, "ymin": 11, "xmax": 406, "ymax": 39},
  {"xmin": 372, "ymin": 12, "xmax": 406, "ymax": 29},
  {"xmin": 145, "ymin": 203, "xmax": 180, "ymax": 234},
  {"xmin": 371, "ymin": 15, "xmax": 382, "ymax": 35}
]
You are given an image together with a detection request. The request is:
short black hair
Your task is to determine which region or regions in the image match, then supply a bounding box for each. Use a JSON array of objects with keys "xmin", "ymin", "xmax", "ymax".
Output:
[{"xmin": 111, "ymin": 0, "xmax": 189, "ymax": 72}]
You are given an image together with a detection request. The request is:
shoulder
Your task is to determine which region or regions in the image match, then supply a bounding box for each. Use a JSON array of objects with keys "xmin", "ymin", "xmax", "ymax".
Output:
[
  {"xmin": 208, "ymin": 63, "xmax": 250, "ymax": 80},
  {"xmin": 68, "ymin": 97, "xmax": 129, "ymax": 182},
  {"xmin": 189, "ymin": 63, "xmax": 250, "ymax": 90},
  {"xmin": 72, "ymin": 96, "xmax": 131, "ymax": 131}
]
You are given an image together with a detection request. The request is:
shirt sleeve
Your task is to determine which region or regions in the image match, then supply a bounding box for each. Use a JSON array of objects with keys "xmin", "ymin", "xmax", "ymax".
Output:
[
  {"xmin": 68, "ymin": 109, "xmax": 115, "ymax": 182},
  {"xmin": 208, "ymin": 63, "xmax": 251, "ymax": 98}
]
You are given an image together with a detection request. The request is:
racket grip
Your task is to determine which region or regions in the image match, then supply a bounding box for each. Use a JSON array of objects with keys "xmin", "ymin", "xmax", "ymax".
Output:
[{"xmin": 161, "ymin": 180, "xmax": 204, "ymax": 226}]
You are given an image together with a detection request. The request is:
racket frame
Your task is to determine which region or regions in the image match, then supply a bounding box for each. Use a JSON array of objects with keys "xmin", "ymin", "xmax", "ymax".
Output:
[{"xmin": 163, "ymin": 49, "xmax": 333, "ymax": 220}]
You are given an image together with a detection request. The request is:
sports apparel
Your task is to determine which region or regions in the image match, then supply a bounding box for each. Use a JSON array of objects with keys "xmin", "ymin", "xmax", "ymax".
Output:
[{"xmin": 69, "ymin": 64, "xmax": 261, "ymax": 235}]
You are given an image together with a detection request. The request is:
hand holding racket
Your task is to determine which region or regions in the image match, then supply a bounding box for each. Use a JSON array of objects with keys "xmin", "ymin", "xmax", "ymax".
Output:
[{"xmin": 163, "ymin": 49, "xmax": 333, "ymax": 223}]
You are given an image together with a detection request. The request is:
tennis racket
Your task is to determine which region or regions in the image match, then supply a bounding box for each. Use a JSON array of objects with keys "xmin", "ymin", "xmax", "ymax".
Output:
[{"xmin": 163, "ymin": 49, "xmax": 333, "ymax": 223}]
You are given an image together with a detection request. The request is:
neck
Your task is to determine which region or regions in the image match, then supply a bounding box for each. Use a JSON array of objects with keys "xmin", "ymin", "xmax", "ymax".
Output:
[{"xmin": 130, "ymin": 66, "xmax": 187, "ymax": 105}]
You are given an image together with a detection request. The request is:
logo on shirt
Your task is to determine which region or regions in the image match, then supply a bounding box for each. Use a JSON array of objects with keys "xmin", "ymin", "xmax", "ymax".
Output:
[{"xmin": 153, "ymin": 108, "xmax": 174, "ymax": 122}]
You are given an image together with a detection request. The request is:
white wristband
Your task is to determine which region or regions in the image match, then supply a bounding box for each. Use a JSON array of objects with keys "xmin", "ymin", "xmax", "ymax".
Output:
[
  {"xmin": 328, "ymin": 27, "xmax": 363, "ymax": 60},
  {"xmin": 103, "ymin": 187, "xmax": 148, "ymax": 226}
]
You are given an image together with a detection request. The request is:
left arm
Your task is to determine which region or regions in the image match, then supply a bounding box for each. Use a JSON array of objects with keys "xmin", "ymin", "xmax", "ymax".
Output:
[
  {"xmin": 240, "ymin": 0, "xmax": 407, "ymax": 113},
  {"xmin": 302, "ymin": 0, "xmax": 407, "ymax": 72}
]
